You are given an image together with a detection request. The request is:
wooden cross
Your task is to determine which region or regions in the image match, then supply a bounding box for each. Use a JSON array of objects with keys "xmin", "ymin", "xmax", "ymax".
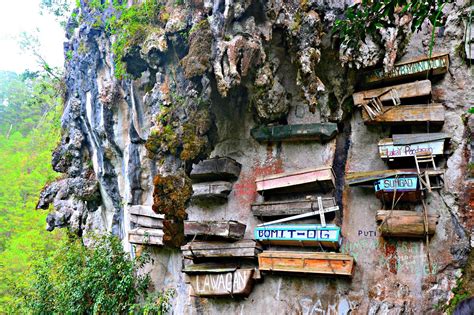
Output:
[{"xmin": 257, "ymin": 196, "xmax": 339, "ymax": 227}]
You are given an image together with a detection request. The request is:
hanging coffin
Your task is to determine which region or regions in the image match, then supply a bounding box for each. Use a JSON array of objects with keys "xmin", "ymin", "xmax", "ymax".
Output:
[
  {"xmin": 251, "ymin": 197, "xmax": 337, "ymax": 217},
  {"xmin": 258, "ymin": 251, "xmax": 355, "ymax": 277},
  {"xmin": 374, "ymin": 176, "xmax": 422, "ymax": 202},
  {"xmin": 181, "ymin": 240, "xmax": 262, "ymax": 260},
  {"xmin": 254, "ymin": 224, "xmax": 341, "ymax": 249},
  {"xmin": 376, "ymin": 210, "xmax": 439, "ymax": 238},
  {"xmin": 256, "ymin": 166, "xmax": 336, "ymax": 194},
  {"xmin": 353, "ymin": 80, "xmax": 432, "ymax": 107},
  {"xmin": 361, "ymin": 104, "xmax": 445, "ymax": 125},
  {"xmin": 250, "ymin": 123, "xmax": 338, "ymax": 142},
  {"xmin": 190, "ymin": 157, "xmax": 242, "ymax": 182},
  {"xmin": 361, "ymin": 52, "xmax": 449, "ymax": 85},
  {"xmin": 129, "ymin": 205, "xmax": 164, "ymax": 229},
  {"xmin": 378, "ymin": 133, "xmax": 450, "ymax": 160},
  {"xmin": 183, "ymin": 264, "xmax": 255, "ymax": 297},
  {"xmin": 191, "ymin": 181, "xmax": 233, "ymax": 200},
  {"xmin": 129, "ymin": 228, "xmax": 164, "ymax": 246},
  {"xmin": 184, "ymin": 220, "xmax": 246, "ymax": 241}
]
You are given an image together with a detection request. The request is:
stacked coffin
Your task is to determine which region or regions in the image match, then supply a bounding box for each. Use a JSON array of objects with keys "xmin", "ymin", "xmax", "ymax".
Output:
[
  {"xmin": 128, "ymin": 205, "xmax": 165, "ymax": 246},
  {"xmin": 181, "ymin": 157, "xmax": 262, "ymax": 297},
  {"xmin": 252, "ymin": 166, "xmax": 355, "ymax": 277},
  {"xmin": 349, "ymin": 53, "xmax": 450, "ymax": 239},
  {"xmin": 190, "ymin": 157, "xmax": 241, "ymax": 202}
]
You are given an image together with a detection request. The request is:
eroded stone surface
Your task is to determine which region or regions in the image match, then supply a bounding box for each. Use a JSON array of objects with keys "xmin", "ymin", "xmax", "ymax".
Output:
[{"xmin": 39, "ymin": 0, "xmax": 474, "ymax": 313}]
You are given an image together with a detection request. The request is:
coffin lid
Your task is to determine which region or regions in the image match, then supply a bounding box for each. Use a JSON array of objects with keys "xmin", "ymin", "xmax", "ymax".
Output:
[
  {"xmin": 256, "ymin": 166, "xmax": 333, "ymax": 182},
  {"xmin": 389, "ymin": 52, "xmax": 449, "ymax": 67},
  {"xmin": 258, "ymin": 251, "xmax": 353, "ymax": 260},
  {"xmin": 391, "ymin": 132, "xmax": 450, "ymax": 145},
  {"xmin": 182, "ymin": 263, "xmax": 255, "ymax": 274},
  {"xmin": 346, "ymin": 169, "xmax": 419, "ymax": 186}
]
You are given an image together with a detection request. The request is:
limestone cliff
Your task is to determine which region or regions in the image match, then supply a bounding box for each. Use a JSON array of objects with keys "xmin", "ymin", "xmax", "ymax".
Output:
[{"xmin": 37, "ymin": 0, "xmax": 474, "ymax": 313}]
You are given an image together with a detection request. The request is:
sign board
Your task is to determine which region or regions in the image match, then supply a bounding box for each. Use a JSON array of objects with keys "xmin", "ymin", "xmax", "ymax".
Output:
[
  {"xmin": 374, "ymin": 177, "xmax": 418, "ymax": 192},
  {"xmin": 254, "ymin": 224, "xmax": 341, "ymax": 248},
  {"xmin": 378, "ymin": 139, "xmax": 445, "ymax": 159},
  {"xmin": 187, "ymin": 269, "xmax": 254, "ymax": 297}
]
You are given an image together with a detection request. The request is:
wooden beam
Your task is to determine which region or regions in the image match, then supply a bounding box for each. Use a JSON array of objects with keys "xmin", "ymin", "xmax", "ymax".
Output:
[
  {"xmin": 353, "ymin": 80, "xmax": 431, "ymax": 106},
  {"xmin": 256, "ymin": 166, "xmax": 335, "ymax": 194},
  {"xmin": 361, "ymin": 53, "xmax": 449, "ymax": 85},
  {"xmin": 129, "ymin": 205, "xmax": 164, "ymax": 219},
  {"xmin": 184, "ymin": 220, "xmax": 246, "ymax": 241},
  {"xmin": 250, "ymin": 123, "xmax": 338, "ymax": 142},
  {"xmin": 258, "ymin": 251, "xmax": 355, "ymax": 277},
  {"xmin": 251, "ymin": 197, "xmax": 337, "ymax": 217},
  {"xmin": 376, "ymin": 210, "xmax": 439, "ymax": 238},
  {"xmin": 361, "ymin": 104, "xmax": 445, "ymax": 125},
  {"xmin": 181, "ymin": 240, "xmax": 262, "ymax": 260},
  {"xmin": 190, "ymin": 157, "xmax": 241, "ymax": 182}
]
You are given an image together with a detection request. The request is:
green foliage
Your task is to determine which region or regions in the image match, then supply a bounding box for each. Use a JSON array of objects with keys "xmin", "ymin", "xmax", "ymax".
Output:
[
  {"xmin": 445, "ymin": 275, "xmax": 470, "ymax": 314},
  {"xmin": 40, "ymin": 0, "xmax": 73, "ymax": 28},
  {"xmin": 0, "ymin": 71, "xmax": 65, "ymax": 311},
  {"xmin": 334, "ymin": 0, "xmax": 450, "ymax": 49},
  {"xmin": 104, "ymin": 0, "xmax": 164, "ymax": 79},
  {"xmin": 12, "ymin": 233, "xmax": 174, "ymax": 314}
]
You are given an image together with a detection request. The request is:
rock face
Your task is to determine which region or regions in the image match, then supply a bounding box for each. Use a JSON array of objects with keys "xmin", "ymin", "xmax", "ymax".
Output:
[{"xmin": 39, "ymin": 0, "xmax": 474, "ymax": 313}]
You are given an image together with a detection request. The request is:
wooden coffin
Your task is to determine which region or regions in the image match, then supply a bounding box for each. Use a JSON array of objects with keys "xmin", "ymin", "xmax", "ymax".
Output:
[
  {"xmin": 258, "ymin": 251, "xmax": 354, "ymax": 277},
  {"xmin": 181, "ymin": 240, "xmax": 262, "ymax": 260},
  {"xmin": 374, "ymin": 176, "xmax": 422, "ymax": 202},
  {"xmin": 361, "ymin": 104, "xmax": 445, "ymax": 125},
  {"xmin": 346, "ymin": 169, "xmax": 419, "ymax": 187},
  {"xmin": 192, "ymin": 181, "xmax": 233, "ymax": 200},
  {"xmin": 353, "ymin": 80, "xmax": 431, "ymax": 106},
  {"xmin": 361, "ymin": 52, "xmax": 449, "ymax": 85},
  {"xmin": 184, "ymin": 220, "xmax": 246, "ymax": 241},
  {"xmin": 254, "ymin": 224, "xmax": 341, "ymax": 249},
  {"xmin": 252, "ymin": 197, "xmax": 337, "ymax": 217},
  {"xmin": 190, "ymin": 157, "xmax": 241, "ymax": 182},
  {"xmin": 256, "ymin": 166, "xmax": 335, "ymax": 194},
  {"xmin": 129, "ymin": 205, "xmax": 164, "ymax": 229},
  {"xmin": 250, "ymin": 123, "xmax": 338, "ymax": 142},
  {"xmin": 376, "ymin": 210, "xmax": 439, "ymax": 238},
  {"xmin": 183, "ymin": 264, "xmax": 255, "ymax": 297},
  {"xmin": 378, "ymin": 133, "xmax": 449, "ymax": 160},
  {"xmin": 128, "ymin": 228, "xmax": 164, "ymax": 246}
]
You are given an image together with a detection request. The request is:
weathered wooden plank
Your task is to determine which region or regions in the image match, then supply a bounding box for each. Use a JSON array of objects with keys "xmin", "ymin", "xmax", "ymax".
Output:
[
  {"xmin": 130, "ymin": 214, "xmax": 164, "ymax": 228},
  {"xmin": 254, "ymin": 224, "xmax": 341, "ymax": 249},
  {"xmin": 378, "ymin": 135, "xmax": 446, "ymax": 159},
  {"xmin": 190, "ymin": 157, "xmax": 242, "ymax": 181},
  {"xmin": 128, "ymin": 228, "xmax": 164, "ymax": 246},
  {"xmin": 185, "ymin": 268, "xmax": 254, "ymax": 297},
  {"xmin": 184, "ymin": 220, "xmax": 246, "ymax": 241},
  {"xmin": 376, "ymin": 210, "xmax": 439, "ymax": 238},
  {"xmin": 346, "ymin": 169, "xmax": 419, "ymax": 187},
  {"xmin": 353, "ymin": 80, "xmax": 432, "ymax": 106},
  {"xmin": 250, "ymin": 123, "xmax": 338, "ymax": 142},
  {"xmin": 374, "ymin": 176, "xmax": 422, "ymax": 202},
  {"xmin": 391, "ymin": 133, "xmax": 450, "ymax": 145},
  {"xmin": 256, "ymin": 166, "xmax": 335, "ymax": 194},
  {"xmin": 362, "ymin": 53, "xmax": 449, "ymax": 85},
  {"xmin": 192, "ymin": 181, "xmax": 233, "ymax": 200},
  {"xmin": 361, "ymin": 104, "xmax": 445, "ymax": 125},
  {"xmin": 129, "ymin": 205, "xmax": 164, "ymax": 219},
  {"xmin": 252, "ymin": 197, "xmax": 337, "ymax": 217},
  {"xmin": 258, "ymin": 251, "xmax": 354, "ymax": 276},
  {"xmin": 181, "ymin": 240, "xmax": 262, "ymax": 259}
]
